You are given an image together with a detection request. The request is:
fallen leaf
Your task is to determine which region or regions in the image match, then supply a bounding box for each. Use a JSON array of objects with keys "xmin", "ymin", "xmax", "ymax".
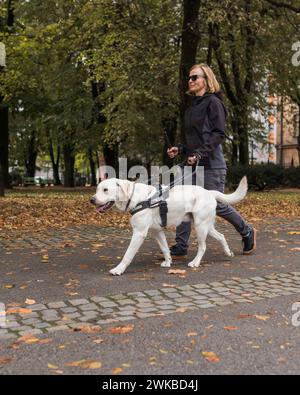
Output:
[
  {"xmin": 224, "ymin": 326, "xmax": 238, "ymax": 331},
  {"xmin": 108, "ymin": 324, "xmax": 134, "ymax": 334},
  {"xmin": 176, "ymin": 307, "xmax": 189, "ymax": 313},
  {"xmin": 187, "ymin": 332, "xmax": 198, "ymax": 337},
  {"xmin": 93, "ymin": 338, "xmax": 104, "ymax": 344},
  {"xmin": 66, "ymin": 360, "xmax": 102, "ymax": 369},
  {"xmin": 168, "ymin": 269, "xmax": 186, "ymax": 275},
  {"xmin": 6, "ymin": 307, "xmax": 32, "ymax": 315},
  {"xmin": 237, "ymin": 313, "xmax": 253, "ymax": 319},
  {"xmin": 254, "ymin": 315, "xmax": 270, "ymax": 321},
  {"xmin": 25, "ymin": 298, "xmax": 36, "ymax": 305},
  {"xmin": 202, "ymin": 351, "xmax": 220, "ymax": 363},
  {"xmin": 112, "ymin": 367, "xmax": 123, "ymax": 374},
  {"xmin": 287, "ymin": 232, "xmax": 300, "ymax": 235},
  {"xmin": 48, "ymin": 364, "xmax": 59, "ymax": 369},
  {"xmin": 3, "ymin": 284, "xmax": 15, "ymax": 289},
  {"xmin": 73, "ymin": 325, "xmax": 101, "ymax": 334},
  {"xmin": 0, "ymin": 356, "xmax": 12, "ymax": 366}
]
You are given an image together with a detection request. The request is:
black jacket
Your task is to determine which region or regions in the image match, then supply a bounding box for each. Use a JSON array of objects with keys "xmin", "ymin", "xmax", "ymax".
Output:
[{"xmin": 181, "ymin": 92, "xmax": 227, "ymax": 169}]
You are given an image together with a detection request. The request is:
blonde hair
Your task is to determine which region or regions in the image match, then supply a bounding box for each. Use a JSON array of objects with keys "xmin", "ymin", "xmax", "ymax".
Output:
[{"xmin": 188, "ymin": 63, "xmax": 220, "ymax": 94}]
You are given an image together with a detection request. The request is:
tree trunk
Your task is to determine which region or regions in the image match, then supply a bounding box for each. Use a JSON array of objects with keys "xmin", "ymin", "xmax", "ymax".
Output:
[
  {"xmin": 0, "ymin": 0, "xmax": 15, "ymax": 195},
  {"xmin": 24, "ymin": 130, "xmax": 38, "ymax": 177},
  {"xmin": 88, "ymin": 148, "xmax": 97, "ymax": 186},
  {"xmin": 178, "ymin": 0, "xmax": 202, "ymax": 143},
  {"xmin": 229, "ymin": 116, "xmax": 239, "ymax": 165},
  {"xmin": 103, "ymin": 144, "xmax": 119, "ymax": 174},
  {"xmin": 49, "ymin": 140, "xmax": 61, "ymax": 185},
  {"xmin": 91, "ymin": 81, "xmax": 119, "ymax": 173},
  {"xmin": 63, "ymin": 143, "xmax": 75, "ymax": 187},
  {"xmin": 0, "ymin": 104, "xmax": 9, "ymax": 188},
  {"xmin": 0, "ymin": 164, "xmax": 4, "ymax": 196}
]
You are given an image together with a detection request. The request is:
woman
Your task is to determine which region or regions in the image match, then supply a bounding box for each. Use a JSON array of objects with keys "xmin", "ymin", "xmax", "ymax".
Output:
[{"xmin": 167, "ymin": 63, "xmax": 256, "ymax": 257}]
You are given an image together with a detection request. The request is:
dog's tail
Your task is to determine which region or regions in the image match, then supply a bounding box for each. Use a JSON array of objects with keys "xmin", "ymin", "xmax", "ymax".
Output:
[{"xmin": 210, "ymin": 176, "xmax": 248, "ymax": 205}]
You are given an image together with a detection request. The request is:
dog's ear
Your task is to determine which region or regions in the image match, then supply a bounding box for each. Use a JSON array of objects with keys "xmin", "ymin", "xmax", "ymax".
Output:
[{"xmin": 116, "ymin": 180, "xmax": 131, "ymax": 201}]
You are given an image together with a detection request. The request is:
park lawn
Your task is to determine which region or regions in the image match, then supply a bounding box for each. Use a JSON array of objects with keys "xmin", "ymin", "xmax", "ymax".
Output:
[{"xmin": 0, "ymin": 187, "xmax": 299, "ymax": 234}]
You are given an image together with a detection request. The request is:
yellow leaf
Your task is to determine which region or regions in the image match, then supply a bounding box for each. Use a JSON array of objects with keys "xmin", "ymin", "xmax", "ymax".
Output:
[
  {"xmin": 66, "ymin": 360, "xmax": 102, "ymax": 369},
  {"xmin": 159, "ymin": 348, "xmax": 168, "ymax": 354},
  {"xmin": 25, "ymin": 298, "xmax": 36, "ymax": 305},
  {"xmin": 48, "ymin": 364, "xmax": 59, "ymax": 369},
  {"xmin": 254, "ymin": 315, "xmax": 270, "ymax": 321},
  {"xmin": 187, "ymin": 332, "xmax": 198, "ymax": 337},
  {"xmin": 287, "ymin": 231, "xmax": 300, "ymax": 235},
  {"xmin": 202, "ymin": 351, "xmax": 220, "ymax": 363},
  {"xmin": 112, "ymin": 367, "xmax": 123, "ymax": 374},
  {"xmin": 4, "ymin": 284, "xmax": 14, "ymax": 289}
]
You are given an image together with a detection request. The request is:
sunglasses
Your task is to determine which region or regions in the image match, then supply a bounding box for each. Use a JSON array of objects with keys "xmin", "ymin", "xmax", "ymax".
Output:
[{"xmin": 188, "ymin": 74, "xmax": 205, "ymax": 82}]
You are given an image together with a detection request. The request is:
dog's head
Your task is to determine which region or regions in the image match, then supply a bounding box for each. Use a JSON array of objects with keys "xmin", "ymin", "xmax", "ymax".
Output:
[{"xmin": 90, "ymin": 178, "xmax": 132, "ymax": 213}]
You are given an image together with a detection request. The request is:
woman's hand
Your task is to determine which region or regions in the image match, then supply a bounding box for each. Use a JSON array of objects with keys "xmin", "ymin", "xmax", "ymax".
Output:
[
  {"xmin": 167, "ymin": 147, "xmax": 179, "ymax": 158},
  {"xmin": 187, "ymin": 155, "xmax": 198, "ymax": 165}
]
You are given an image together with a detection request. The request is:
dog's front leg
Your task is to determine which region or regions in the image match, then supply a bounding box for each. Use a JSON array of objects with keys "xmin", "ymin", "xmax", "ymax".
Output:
[
  {"xmin": 154, "ymin": 230, "xmax": 172, "ymax": 268},
  {"xmin": 110, "ymin": 229, "xmax": 148, "ymax": 275}
]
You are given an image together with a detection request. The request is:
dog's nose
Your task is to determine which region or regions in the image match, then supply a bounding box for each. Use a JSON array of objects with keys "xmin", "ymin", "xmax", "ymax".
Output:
[{"xmin": 90, "ymin": 197, "xmax": 96, "ymax": 205}]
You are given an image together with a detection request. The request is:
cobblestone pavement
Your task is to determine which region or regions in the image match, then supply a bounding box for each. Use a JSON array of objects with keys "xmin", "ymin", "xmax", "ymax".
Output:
[
  {"xmin": 1, "ymin": 270, "xmax": 300, "ymax": 339},
  {"xmin": 1, "ymin": 217, "xmax": 300, "ymax": 374},
  {"xmin": 1, "ymin": 218, "xmax": 300, "ymax": 250}
]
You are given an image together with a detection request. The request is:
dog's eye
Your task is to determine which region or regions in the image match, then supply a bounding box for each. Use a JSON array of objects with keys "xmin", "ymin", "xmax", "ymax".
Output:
[{"xmin": 103, "ymin": 188, "xmax": 108, "ymax": 192}]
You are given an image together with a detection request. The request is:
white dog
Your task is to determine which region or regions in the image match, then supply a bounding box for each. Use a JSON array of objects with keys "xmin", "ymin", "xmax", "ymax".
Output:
[{"xmin": 91, "ymin": 177, "xmax": 247, "ymax": 275}]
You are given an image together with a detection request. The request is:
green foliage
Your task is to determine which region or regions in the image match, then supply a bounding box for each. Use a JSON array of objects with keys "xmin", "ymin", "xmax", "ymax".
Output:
[
  {"xmin": 0, "ymin": 0, "xmax": 299, "ymax": 177},
  {"xmin": 227, "ymin": 164, "xmax": 300, "ymax": 190}
]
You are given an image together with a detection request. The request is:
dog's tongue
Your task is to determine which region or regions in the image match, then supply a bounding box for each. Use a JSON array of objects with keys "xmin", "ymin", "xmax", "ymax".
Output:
[{"xmin": 96, "ymin": 202, "xmax": 114, "ymax": 213}]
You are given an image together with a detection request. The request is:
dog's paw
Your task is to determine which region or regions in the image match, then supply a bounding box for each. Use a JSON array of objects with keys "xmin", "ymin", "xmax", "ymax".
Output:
[
  {"xmin": 161, "ymin": 260, "xmax": 171, "ymax": 268},
  {"xmin": 109, "ymin": 266, "xmax": 124, "ymax": 276},
  {"xmin": 188, "ymin": 261, "xmax": 201, "ymax": 268}
]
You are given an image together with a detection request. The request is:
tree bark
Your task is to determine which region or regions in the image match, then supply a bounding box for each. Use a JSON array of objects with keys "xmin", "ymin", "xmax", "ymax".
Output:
[
  {"xmin": 0, "ymin": 163, "xmax": 4, "ymax": 196},
  {"xmin": 63, "ymin": 143, "xmax": 75, "ymax": 187},
  {"xmin": 88, "ymin": 148, "xmax": 97, "ymax": 186},
  {"xmin": 178, "ymin": 0, "xmax": 202, "ymax": 143},
  {"xmin": 0, "ymin": 104, "xmax": 9, "ymax": 188},
  {"xmin": 49, "ymin": 139, "xmax": 61, "ymax": 185},
  {"xmin": 91, "ymin": 81, "xmax": 119, "ymax": 171},
  {"xmin": 24, "ymin": 130, "xmax": 38, "ymax": 177}
]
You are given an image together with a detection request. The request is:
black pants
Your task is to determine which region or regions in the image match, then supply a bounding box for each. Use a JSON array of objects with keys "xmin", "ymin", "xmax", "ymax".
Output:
[{"xmin": 175, "ymin": 169, "xmax": 251, "ymax": 249}]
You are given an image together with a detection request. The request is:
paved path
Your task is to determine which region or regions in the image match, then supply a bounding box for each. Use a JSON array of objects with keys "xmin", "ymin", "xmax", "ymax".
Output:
[{"xmin": 0, "ymin": 218, "xmax": 300, "ymax": 374}]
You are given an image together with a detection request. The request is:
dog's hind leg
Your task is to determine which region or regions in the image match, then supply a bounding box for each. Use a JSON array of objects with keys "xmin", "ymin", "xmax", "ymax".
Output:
[
  {"xmin": 187, "ymin": 217, "xmax": 210, "ymax": 268},
  {"xmin": 208, "ymin": 225, "xmax": 234, "ymax": 257},
  {"xmin": 110, "ymin": 228, "xmax": 149, "ymax": 275},
  {"xmin": 154, "ymin": 230, "xmax": 172, "ymax": 268}
]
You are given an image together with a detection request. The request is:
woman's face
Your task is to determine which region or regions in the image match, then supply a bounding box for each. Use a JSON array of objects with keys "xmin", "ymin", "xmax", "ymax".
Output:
[{"xmin": 188, "ymin": 67, "xmax": 207, "ymax": 96}]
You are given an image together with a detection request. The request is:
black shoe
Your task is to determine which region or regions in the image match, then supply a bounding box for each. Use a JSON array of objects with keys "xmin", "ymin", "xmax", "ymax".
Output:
[
  {"xmin": 242, "ymin": 228, "xmax": 257, "ymax": 255},
  {"xmin": 170, "ymin": 245, "xmax": 188, "ymax": 260}
]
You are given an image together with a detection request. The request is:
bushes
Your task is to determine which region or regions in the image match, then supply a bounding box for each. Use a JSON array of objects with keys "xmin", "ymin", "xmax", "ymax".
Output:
[{"xmin": 227, "ymin": 164, "xmax": 300, "ymax": 190}]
